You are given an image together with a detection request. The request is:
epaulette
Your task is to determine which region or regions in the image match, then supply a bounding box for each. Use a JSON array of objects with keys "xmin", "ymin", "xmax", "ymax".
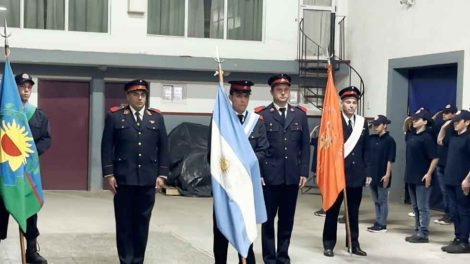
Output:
[
  {"xmin": 254, "ymin": 105, "xmax": 266, "ymax": 113},
  {"xmin": 110, "ymin": 104, "xmax": 127, "ymax": 113},
  {"xmin": 296, "ymin": 105, "xmax": 307, "ymax": 113},
  {"xmin": 148, "ymin": 108, "xmax": 161, "ymax": 114}
]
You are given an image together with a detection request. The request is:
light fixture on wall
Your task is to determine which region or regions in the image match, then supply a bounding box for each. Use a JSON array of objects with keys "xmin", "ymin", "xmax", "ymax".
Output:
[{"xmin": 400, "ymin": 0, "xmax": 415, "ymax": 8}]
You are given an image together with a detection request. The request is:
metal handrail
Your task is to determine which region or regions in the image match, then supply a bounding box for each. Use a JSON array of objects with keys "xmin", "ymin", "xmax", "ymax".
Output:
[{"xmin": 298, "ymin": 16, "xmax": 366, "ymax": 115}]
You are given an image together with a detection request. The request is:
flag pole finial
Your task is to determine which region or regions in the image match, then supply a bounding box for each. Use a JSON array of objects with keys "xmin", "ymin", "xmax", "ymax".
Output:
[
  {"xmin": 213, "ymin": 46, "xmax": 225, "ymax": 85},
  {"xmin": 1, "ymin": 18, "xmax": 11, "ymax": 58},
  {"xmin": 326, "ymin": 49, "xmax": 331, "ymax": 66}
]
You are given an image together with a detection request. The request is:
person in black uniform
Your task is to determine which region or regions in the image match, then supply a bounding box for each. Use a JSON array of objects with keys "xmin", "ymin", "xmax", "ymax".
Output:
[
  {"xmin": 441, "ymin": 110, "xmax": 470, "ymax": 254},
  {"xmin": 101, "ymin": 79, "xmax": 169, "ymax": 264},
  {"xmin": 255, "ymin": 74, "xmax": 310, "ymax": 264},
  {"xmin": 322, "ymin": 86, "xmax": 370, "ymax": 257},
  {"xmin": 367, "ymin": 115, "xmax": 396, "ymax": 233},
  {"xmin": 210, "ymin": 80, "xmax": 269, "ymax": 264},
  {"xmin": 404, "ymin": 108, "xmax": 438, "ymax": 243},
  {"xmin": 0, "ymin": 73, "xmax": 51, "ymax": 264},
  {"xmin": 434, "ymin": 104, "xmax": 458, "ymax": 225}
]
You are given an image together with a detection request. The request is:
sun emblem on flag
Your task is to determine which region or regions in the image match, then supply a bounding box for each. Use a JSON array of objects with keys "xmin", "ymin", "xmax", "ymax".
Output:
[
  {"xmin": 0, "ymin": 120, "xmax": 34, "ymax": 172},
  {"xmin": 319, "ymin": 122, "xmax": 333, "ymax": 149},
  {"xmin": 219, "ymin": 157, "xmax": 229, "ymax": 174}
]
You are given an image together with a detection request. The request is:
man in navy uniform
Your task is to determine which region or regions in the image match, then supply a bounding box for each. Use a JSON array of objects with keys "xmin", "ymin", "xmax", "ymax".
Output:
[
  {"xmin": 0, "ymin": 73, "xmax": 51, "ymax": 264},
  {"xmin": 101, "ymin": 79, "xmax": 169, "ymax": 264},
  {"xmin": 322, "ymin": 86, "xmax": 370, "ymax": 257},
  {"xmin": 255, "ymin": 74, "xmax": 310, "ymax": 264},
  {"xmin": 211, "ymin": 80, "xmax": 269, "ymax": 264}
]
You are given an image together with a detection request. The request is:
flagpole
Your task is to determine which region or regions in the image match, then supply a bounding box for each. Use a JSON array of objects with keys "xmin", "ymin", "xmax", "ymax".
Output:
[
  {"xmin": 3, "ymin": 18, "xmax": 27, "ymax": 263},
  {"xmin": 19, "ymin": 230, "xmax": 26, "ymax": 264},
  {"xmin": 214, "ymin": 46, "xmax": 225, "ymax": 85},
  {"xmin": 213, "ymin": 47, "xmax": 247, "ymax": 264},
  {"xmin": 326, "ymin": 50, "xmax": 352, "ymax": 255}
]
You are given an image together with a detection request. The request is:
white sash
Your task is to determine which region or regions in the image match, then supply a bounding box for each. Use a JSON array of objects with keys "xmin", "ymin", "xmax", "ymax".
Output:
[
  {"xmin": 344, "ymin": 115, "xmax": 365, "ymax": 158},
  {"xmin": 243, "ymin": 111, "xmax": 259, "ymax": 137}
]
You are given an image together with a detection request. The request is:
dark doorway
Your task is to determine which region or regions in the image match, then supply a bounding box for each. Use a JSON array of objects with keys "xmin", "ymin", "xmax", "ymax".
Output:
[
  {"xmin": 407, "ymin": 64, "xmax": 458, "ymax": 210},
  {"xmin": 408, "ymin": 64, "xmax": 457, "ymax": 115},
  {"xmin": 38, "ymin": 80, "xmax": 90, "ymax": 190}
]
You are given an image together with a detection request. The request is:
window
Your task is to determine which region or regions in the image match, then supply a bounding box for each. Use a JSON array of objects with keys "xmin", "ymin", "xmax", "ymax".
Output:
[
  {"xmin": 148, "ymin": 0, "xmax": 185, "ymax": 36},
  {"xmin": 227, "ymin": 0, "xmax": 262, "ymax": 41},
  {"xmin": 162, "ymin": 84, "xmax": 185, "ymax": 102},
  {"xmin": 303, "ymin": 0, "xmax": 332, "ymax": 6},
  {"xmin": 68, "ymin": 0, "xmax": 108, "ymax": 33},
  {"xmin": 188, "ymin": 0, "xmax": 224, "ymax": 39},
  {"xmin": 0, "ymin": 0, "xmax": 20, "ymax": 27},
  {"xmin": 24, "ymin": 0, "xmax": 65, "ymax": 30},
  {"xmin": 148, "ymin": 0, "xmax": 263, "ymax": 41},
  {"xmin": 0, "ymin": 0, "xmax": 108, "ymax": 32}
]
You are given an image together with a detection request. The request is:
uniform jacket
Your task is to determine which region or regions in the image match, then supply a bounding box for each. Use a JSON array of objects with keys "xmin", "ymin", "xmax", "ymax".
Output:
[
  {"xmin": 28, "ymin": 108, "xmax": 51, "ymax": 156},
  {"xmin": 343, "ymin": 115, "xmax": 370, "ymax": 187},
  {"xmin": 207, "ymin": 113, "xmax": 269, "ymax": 165},
  {"xmin": 101, "ymin": 106, "xmax": 169, "ymax": 186},
  {"xmin": 256, "ymin": 103, "xmax": 310, "ymax": 185}
]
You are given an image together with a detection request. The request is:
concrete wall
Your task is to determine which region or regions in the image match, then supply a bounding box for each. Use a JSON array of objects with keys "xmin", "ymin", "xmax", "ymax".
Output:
[{"xmin": 346, "ymin": 0, "xmax": 470, "ymax": 116}]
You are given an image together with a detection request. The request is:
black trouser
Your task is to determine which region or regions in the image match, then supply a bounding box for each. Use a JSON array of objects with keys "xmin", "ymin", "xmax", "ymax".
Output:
[
  {"xmin": 114, "ymin": 185, "xmax": 155, "ymax": 264},
  {"xmin": 323, "ymin": 187, "xmax": 363, "ymax": 250},
  {"xmin": 0, "ymin": 196, "xmax": 40, "ymax": 240},
  {"xmin": 262, "ymin": 185, "xmax": 299, "ymax": 264},
  {"xmin": 213, "ymin": 212, "xmax": 255, "ymax": 264},
  {"xmin": 446, "ymin": 185, "xmax": 470, "ymax": 244}
]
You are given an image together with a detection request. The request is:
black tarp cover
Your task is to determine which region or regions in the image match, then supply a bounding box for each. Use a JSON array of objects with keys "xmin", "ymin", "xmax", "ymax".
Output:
[{"xmin": 167, "ymin": 122, "xmax": 211, "ymax": 197}]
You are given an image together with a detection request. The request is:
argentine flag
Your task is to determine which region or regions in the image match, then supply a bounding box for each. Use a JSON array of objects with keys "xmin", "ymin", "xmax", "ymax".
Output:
[{"xmin": 210, "ymin": 84, "xmax": 267, "ymax": 257}]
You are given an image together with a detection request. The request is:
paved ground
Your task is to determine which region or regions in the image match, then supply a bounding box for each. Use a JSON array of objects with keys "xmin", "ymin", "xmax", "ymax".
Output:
[{"xmin": 0, "ymin": 190, "xmax": 467, "ymax": 263}]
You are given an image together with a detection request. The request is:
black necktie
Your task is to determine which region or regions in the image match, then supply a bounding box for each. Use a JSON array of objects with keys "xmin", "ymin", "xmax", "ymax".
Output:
[
  {"xmin": 135, "ymin": 111, "xmax": 142, "ymax": 126},
  {"xmin": 237, "ymin": 114, "xmax": 244, "ymax": 124},
  {"xmin": 279, "ymin": 107, "xmax": 286, "ymax": 125},
  {"xmin": 348, "ymin": 119, "xmax": 353, "ymax": 132}
]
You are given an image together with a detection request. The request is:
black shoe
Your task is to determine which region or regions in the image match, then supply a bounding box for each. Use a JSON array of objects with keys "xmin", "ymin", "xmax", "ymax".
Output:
[
  {"xmin": 351, "ymin": 247, "xmax": 367, "ymax": 256},
  {"xmin": 405, "ymin": 234, "xmax": 417, "ymax": 242},
  {"xmin": 446, "ymin": 243, "xmax": 470, "ymax": 254},
  {"xmin": 323, "ymin": 249, "xmax": 334, "ymax": 257},
  {"xmin": 338, "ymin": 215, "xmax": 345, "ymax": 224},
  {"xmin": 26, "ymin": 239, "xmax": 48, "ymax": 264},
  {"xmin": 442, "ymin": 238, "xmax": 460, "ymax": 252},
  {"xmin": 407, "ymin": 235, "xmax": 429, "ymax": 243},
  {"xmin": 314, "ymin": 209, "xmax": 326, "ymax": 217},
  {"xmin": 435, "ymin": 215, "xmax": 453, "ymax": 225},
  {"xmin": 368, "ymin": 224, "xmax": 387, "ymax": 233}
]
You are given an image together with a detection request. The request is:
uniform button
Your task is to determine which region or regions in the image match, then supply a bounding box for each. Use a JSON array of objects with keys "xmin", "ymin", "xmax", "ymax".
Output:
[
  {"xmin": 138, "ymin": 164, "xmax": 141, "ymax": 168},
  {"xmin": 138, "ymin": 132, "xmax": 142, "ymax": 135},
  {"xmin": 121, "ymin": 126, "xmax": 124, "ymax": 128},
  {"xmin": 285, "ymin": 156, "xmax": 288, "ymax": 159},
  {"xmin": 139, "ymin": 153, "xmax": 142, "ymax": 157},
  {"xmin": 352, "ymin": 153, "xmax": 355, "ymax": 156},
  {"xmin": 284, "ymin": 147, "xmax": 287, "ymax": 150},
  {"xmin": 138, "ymin": 142, "xmax": 142, "ymax": 145},
  {"xmin": 284, "ymin": 138, "xmax": 287, "ymax": 141},
  {"xmin": 352, "ymin": 161, "xmax": 355, "ymax": 165}
]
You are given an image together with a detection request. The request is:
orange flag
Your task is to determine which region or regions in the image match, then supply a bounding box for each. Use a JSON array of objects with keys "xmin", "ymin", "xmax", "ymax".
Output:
[{"xmin": 316, "ymin": 64, "xmax": 346, "ymax": 211}]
